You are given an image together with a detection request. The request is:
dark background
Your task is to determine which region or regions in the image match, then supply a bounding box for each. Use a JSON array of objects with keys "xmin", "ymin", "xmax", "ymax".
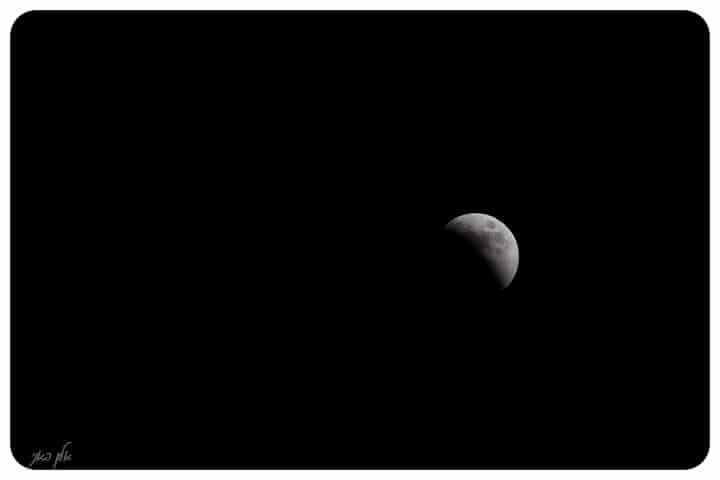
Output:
[{"xmin": 11, "ymin": 11, "xmax": 708, "ymax": 469}]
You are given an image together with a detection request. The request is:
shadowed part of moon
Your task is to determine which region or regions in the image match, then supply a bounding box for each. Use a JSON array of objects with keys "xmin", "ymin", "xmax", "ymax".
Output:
[{"xmin": 443, "ymin": 213, "xmax": 519, "ymax": 290}]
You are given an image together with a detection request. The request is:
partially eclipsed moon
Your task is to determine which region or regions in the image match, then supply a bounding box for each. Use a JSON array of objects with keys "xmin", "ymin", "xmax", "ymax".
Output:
[{"xmin": 444, "ymin": 213, "xmax": 519, "ymax": 289}]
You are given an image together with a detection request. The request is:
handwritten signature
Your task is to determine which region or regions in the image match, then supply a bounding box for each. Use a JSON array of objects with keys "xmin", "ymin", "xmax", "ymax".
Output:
[{"xmin": 29, "ymin": 441, "xmax": 72, "ymax": 468}]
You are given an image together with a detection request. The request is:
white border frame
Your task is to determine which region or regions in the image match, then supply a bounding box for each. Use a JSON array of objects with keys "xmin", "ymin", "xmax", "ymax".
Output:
[{"xmin": 0, "ymin": 2, "xmax": 714, "ymax": 479}]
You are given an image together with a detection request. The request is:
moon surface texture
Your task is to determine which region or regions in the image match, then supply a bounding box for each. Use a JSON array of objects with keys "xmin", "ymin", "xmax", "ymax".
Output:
[{"xmin": 444, "ymin": 213, "xmax": 519, "ymax": 290}]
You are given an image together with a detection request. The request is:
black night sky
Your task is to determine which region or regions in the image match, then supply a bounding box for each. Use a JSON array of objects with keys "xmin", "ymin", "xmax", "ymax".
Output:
[{"xmin": 12, "ymin": 11, "xmax": 708, "ymax": 469}]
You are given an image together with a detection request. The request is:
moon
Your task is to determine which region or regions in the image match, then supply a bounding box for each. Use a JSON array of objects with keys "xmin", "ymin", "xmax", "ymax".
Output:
[{"xmin": 444, "ymin": 213, "xmax": 519, "ymax": 290}]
